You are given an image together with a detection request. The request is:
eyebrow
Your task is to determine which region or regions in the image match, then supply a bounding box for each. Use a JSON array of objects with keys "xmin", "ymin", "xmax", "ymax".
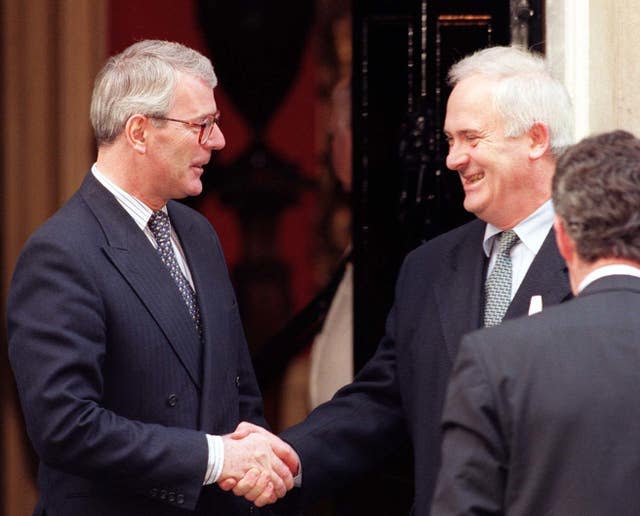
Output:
[
  {"xmin": 444, "ymin": 129, "xmax": 482, "ymax": 138},
  {"xmin": 193, "ymin": 109, "xmax": 220, "ymax": 122}
]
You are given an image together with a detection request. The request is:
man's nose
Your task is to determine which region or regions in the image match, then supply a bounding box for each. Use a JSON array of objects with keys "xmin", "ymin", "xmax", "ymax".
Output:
[
  {"xmin": 203, "ymin": 123, "xmax": 225, "ymax": 150},
  {"xmin": 445, "ymin": 143, "xmax": 469, "ymax": 171}
]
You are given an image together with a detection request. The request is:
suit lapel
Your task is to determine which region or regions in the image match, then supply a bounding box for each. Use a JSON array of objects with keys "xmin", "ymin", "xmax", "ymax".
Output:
[
  {"xmin": 80, "ymin": 174, "xmax": 202, "ymax": 389},
  {"xmin": 505, "ymin": 228, "xmax": 571, "ymax": 320},
  {"xmin": 435, "ymin": 220, "xmax": 487, "ymax": 360},
  {"xmin": 434, "ymin": 223, "xmax": 571, "ymax": 360}
]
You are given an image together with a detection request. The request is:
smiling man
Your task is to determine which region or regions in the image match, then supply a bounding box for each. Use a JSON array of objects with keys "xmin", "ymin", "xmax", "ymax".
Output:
[
  {"xmin": 7, "ymin": 40, "xmax": 298, "ymax": 516},
  {"xmin": 445, "ymin": 76, "xmax": 553, "ymax": 229},
  {"xmin": 233, "ymin": 45, "xmax": 575, "ymax": 515},
  {"xmin": 433, "ymin": 129, "xmax": 640, "ymax": 515}
]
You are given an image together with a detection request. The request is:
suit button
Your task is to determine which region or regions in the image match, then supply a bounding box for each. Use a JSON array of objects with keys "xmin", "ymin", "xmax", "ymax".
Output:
[
  {"xmin": 167, "ymin": 394, "xmax": 178, "ymax": 407},
  {"xmin": 159, "ymin": 489, "xmax": 167, "ymax": 500},
  {"xmin": 235, "ymin": 376, "xmax": 240, "ymax": 387},
  {"xmin": 176, "ymin": 493, "xmax": 185, "ymax": 505},
  {"xmin": 168, "ymin": 491, "xmax": 176, "ymax": 503},
  {"xmin": 150, "ymin": 488, "xmax": 158, "ymax": 498}
]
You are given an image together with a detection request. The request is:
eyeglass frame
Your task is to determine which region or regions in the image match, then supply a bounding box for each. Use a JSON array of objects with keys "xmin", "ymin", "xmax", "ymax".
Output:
[{"xmin": 149, "ymin": 113, "xmax": 220, "ymax": 145}]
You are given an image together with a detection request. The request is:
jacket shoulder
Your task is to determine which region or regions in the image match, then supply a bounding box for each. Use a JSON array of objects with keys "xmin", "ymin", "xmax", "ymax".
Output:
[{"xmin": 401, "ymin": 218, "xmax": 484, "ymax": 270}]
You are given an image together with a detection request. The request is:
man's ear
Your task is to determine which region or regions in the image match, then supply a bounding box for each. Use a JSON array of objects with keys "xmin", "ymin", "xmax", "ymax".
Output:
[
  {"xmin": 553, "ymin": 214, "xmax": 575, "ymax": 264},
  {"xmin": 528, "ymin": 122, "xmax": 551, "ymax": 160},
  {"xmin": 124, "ymin": 114, "xmax": 148, "ymax": 154}
]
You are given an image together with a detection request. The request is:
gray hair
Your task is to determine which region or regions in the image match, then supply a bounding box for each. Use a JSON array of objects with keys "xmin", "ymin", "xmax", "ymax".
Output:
[
  {"xmin": 552, "ymin": 130, "xmax": 640, "ymax": 263},
  {"xmin": 448, "ymin": 46, "xmax": 574, "ymax": 156},
  {"xmin": 90, "ymin": 40, "xmax": 217, "ymax": 145}
]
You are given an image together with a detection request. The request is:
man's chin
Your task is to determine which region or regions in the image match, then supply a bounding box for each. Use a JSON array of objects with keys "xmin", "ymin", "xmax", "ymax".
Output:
[
  {"xmin": 462, "ymin": 198, "xmax": 477, "ymax": 215},
  {"xmin": 185, "ymin": 182, "xmax": 203, "ymax": 198},
  {"xmin": 463, "ymin": 198, "xmax": 489, "ymax": 221}
]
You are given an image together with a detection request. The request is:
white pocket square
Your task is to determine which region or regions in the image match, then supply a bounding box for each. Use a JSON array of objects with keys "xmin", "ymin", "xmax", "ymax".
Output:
[{"xmin": 528, "ymin": 295, "xmax": 543, "ymax": 315}]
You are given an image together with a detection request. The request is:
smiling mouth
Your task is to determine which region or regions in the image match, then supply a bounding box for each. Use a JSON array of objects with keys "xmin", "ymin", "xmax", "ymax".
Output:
[{"xmin": 463, "ymin": 172, "xmax": 485, "ymax": 185}]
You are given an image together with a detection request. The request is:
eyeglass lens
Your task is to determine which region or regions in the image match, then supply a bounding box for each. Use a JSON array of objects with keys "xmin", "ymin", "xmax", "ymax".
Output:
[{"xmin": 199, "ymin": 118, "xmax": 216, "ymax": 144}]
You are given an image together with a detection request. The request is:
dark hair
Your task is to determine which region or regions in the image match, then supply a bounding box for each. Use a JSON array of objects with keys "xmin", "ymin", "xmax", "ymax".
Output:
[{"xmin": 552, "ymin": 129, "xmax": 640, "ymax": 262}]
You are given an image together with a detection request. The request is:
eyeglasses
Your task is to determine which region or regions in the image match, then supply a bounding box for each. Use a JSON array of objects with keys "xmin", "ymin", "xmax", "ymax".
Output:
[{"xmin": 150, "ymin": 114, "xmax": 220, "ymax": 145}]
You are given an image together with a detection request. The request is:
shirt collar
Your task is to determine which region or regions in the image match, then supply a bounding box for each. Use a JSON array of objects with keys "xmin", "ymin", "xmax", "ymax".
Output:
[
  {"xmin": 91, "ymin": 163, "xmax": 167, "ymax": 229},
  {"xmin": 482, "ymin": 200, "xmax": 554, "ymax": 257},
  {"xmin": 578, "ymin": 264, "xmax": 640, "ymax": 293}
]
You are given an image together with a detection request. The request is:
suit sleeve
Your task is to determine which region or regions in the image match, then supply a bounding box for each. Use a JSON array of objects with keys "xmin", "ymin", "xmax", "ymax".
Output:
[
  {"xmin": 7, "ymin": 235, "xmax": 208, "ymax": 510},
  {"xmin": 279, "ymin": 259, "xmax": 410, "ymax": 506},
  {"xmin": 431, "ymin": 334, "xmax": 507, "ymax": 516}
]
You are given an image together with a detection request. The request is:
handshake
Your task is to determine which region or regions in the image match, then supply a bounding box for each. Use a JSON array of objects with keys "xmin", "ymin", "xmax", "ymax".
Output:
[{"xmin": 217, "ymin": 422, "xmax": 300, "ymax": 507}]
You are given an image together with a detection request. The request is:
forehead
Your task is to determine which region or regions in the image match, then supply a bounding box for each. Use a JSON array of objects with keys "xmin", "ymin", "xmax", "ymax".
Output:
[
  {"xmin": 171, "ymin": 72, "xmax": 217, "ymax": 115},
  {"xmin": 444, "ymin": 75, "xmax": 501, "ymax": 133}
]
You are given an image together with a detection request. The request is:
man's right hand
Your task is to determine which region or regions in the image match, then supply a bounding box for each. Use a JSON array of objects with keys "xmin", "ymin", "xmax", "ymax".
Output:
[{"xmin": 218, "ymin": 427, "xmax": 299, "ymax": 507}]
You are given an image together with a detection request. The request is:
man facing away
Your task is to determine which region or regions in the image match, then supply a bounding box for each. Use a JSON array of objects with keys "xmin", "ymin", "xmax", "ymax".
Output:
[
  {"xmin": 432, "ymin": 129, "xmax": 640, "ymax": 515},
  {"xmin": 7, "ymin": 40, "xmax": 298, "ymax": 516},
  {"xmin": 230, "ymin": 45, "xmax": 575, "ymax": 515}
]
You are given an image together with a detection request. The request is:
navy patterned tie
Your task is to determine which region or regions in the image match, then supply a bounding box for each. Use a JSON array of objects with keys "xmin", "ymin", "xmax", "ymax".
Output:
[
  {"xmin": 483, "ymin": 230, "xmax": 520, "ymax": 327},
  {"xmin": 148, "ymin": 211, "xmax": 202, "ymax": 336}
]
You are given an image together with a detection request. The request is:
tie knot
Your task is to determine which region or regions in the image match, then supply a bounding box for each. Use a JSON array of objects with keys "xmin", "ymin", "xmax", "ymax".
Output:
[
  {"xmin": 148, "ymin": 210, "xmax": 170, "ymax": 239},
  {"xmin": 497, "ymin": 230, "xmax": 519, "ymax": 255}
]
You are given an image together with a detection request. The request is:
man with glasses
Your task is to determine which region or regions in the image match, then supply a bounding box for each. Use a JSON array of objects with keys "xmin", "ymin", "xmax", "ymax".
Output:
[{"xmin": 7, "ymin": 40, "xmax": 298, "ymax": 515}]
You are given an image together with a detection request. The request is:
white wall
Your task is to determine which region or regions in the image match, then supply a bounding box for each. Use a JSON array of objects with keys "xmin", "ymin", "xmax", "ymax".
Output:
[{"xmin": 546, "ymin": 0, "xmax": 640, "ymax": 140}]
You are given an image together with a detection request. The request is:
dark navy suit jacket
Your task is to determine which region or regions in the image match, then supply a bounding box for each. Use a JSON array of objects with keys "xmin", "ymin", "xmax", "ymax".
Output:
[
  {"xmin": 433, "ymin": 275, "xmax": 640, "ymax": 515},
  {"xmin": 281, "ymin": 217, "xmax": 572, "ymax": 515},
  {"xmin": 8, "ymin": 173, "xmax": 268, "ymax": 515}
]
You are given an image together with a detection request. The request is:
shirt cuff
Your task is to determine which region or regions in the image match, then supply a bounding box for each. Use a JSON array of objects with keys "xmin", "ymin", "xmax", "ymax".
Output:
[{"xmin": 203, "ymin": 434, "xmax": 224, "ymax": 485}]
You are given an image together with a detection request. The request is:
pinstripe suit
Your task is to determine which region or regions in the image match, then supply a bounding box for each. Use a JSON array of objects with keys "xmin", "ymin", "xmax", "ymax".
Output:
[{"xmin": 8, "ymin": 172, "xmax": 267, "ymax": 515}]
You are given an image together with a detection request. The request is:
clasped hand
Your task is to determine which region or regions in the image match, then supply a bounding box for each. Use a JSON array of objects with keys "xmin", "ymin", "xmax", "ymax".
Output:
[{"xmin": 218, "ymin": 422, "xmax": 300, "ymax": 507}]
